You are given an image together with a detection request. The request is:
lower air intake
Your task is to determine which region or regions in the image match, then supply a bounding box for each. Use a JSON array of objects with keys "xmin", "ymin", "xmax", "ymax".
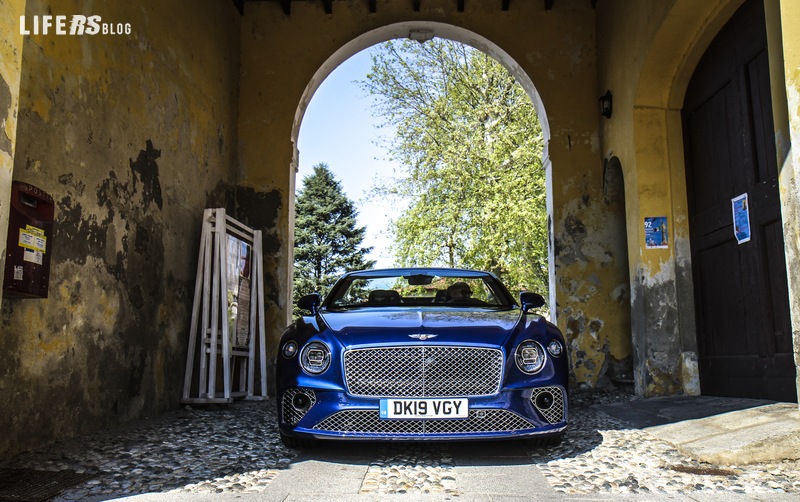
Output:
[
  {"xmin": 313, "ymin": 409, "xmax": 535, "ymax": 435},
  {"xmin": 530, "ymin": 386, "xmax": 565, "ymax": 424}
]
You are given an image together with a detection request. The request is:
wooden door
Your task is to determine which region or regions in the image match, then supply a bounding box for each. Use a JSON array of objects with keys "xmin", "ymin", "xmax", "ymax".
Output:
[{"xmin": 682, "ymin": 0, "xmax": 796, "ymax": 402}]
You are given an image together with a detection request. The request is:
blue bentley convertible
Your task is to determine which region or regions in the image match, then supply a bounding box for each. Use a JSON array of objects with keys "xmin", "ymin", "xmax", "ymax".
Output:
[{"xmin": 276, "ymin": 268, "xmax": 568, "ymax": 448}]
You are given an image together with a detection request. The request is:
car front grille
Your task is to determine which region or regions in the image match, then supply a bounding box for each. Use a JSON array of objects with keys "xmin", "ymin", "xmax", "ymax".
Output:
[
  {"xmin": 343, "ymin": 346, "xmax": 503, "ymax": 397},
  {"xmin": 313, "ymin": 409, "xmax": 535, "ymax": 435}
]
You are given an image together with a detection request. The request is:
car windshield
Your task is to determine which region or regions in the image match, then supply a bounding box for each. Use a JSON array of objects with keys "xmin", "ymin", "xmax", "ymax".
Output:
[{"xmin": 325, "ymin": 271, "xmax": 514, "ymax": 309}]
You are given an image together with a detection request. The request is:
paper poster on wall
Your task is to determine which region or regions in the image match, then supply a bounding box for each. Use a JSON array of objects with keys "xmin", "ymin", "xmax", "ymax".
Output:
[
  {"xmin": 644, "ymin": 217, "xmax": 669, "ymax": 249},
  {"xmin": 731, "ymin": 193, "xmax": 751, "ymax": 244}
]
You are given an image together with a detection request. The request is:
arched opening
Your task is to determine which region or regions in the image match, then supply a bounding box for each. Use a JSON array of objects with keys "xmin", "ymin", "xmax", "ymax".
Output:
[
  {"xmin": 238, "ymin": 4, "xmax": 618, "ymax": 391},
  {"xmin": 628, "ymin": 0, "xmax": 796, "ymax": 398},
  {"xmin": 290, "ymin": 22, "xmax": 555, "ymax": 318},
  {"xmin": 626, "ymin": 0, "xmax": 747, "ymax": 396},
  {"xmin": 602, "ymin": 156, "xmax": 633, "ymax": 388},
  {"xmin": 682, "ymin": 0, "xmax": 795, "ymax": 401}
]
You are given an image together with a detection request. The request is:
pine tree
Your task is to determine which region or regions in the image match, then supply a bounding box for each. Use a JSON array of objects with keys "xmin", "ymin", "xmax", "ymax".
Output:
[{"xmin": 293, "ymin": 163, "xmax": 375, "ymax": 304}]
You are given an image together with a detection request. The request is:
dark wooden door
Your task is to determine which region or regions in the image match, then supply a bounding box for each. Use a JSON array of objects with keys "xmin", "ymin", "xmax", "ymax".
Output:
[{"xmin": 683, "ymin": 0, "xmax": 796, "ymax": 402}]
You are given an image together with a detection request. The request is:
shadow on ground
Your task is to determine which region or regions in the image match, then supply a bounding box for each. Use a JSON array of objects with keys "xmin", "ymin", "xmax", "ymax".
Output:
[{"xmin": 1, "ymin": 386, "xmax": 644, "ymax": 499}]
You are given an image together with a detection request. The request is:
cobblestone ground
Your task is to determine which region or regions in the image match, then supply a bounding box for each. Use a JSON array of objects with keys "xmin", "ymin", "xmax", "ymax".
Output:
[
  {"xmin": 2, "ymin": 402, "xmax": 297, "ymax": 497},
  {"xmin": 359, "ymin": 444, "xmax": 459, "ymax": 495},
  {"xmin": 529, "ymin": 389, "xmax": 800, "ymax": 497},
  {"xmin": 2, "ymin": 389, "xmax": 798, "ymax": 499}
]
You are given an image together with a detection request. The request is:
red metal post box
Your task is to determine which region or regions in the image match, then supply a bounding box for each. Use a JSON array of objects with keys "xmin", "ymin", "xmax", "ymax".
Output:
[{"xmin": 3, "ymin": 181, "xmax": 55, "ymax": 299}]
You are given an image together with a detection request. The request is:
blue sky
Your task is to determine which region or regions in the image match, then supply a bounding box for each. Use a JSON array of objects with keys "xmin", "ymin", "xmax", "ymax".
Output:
[{"xmin": 296, "ymin": 46, "xmax": 402, "ymax": 268}]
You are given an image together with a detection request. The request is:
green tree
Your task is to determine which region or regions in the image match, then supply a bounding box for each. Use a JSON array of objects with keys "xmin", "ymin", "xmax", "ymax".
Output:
[
  {"xmin": 362, "ymin": 39, "xmax": 548, "ymax": 294},
  {"xmin": 293, "ymin": 163, "xmax": 375, "ymax": 305}
]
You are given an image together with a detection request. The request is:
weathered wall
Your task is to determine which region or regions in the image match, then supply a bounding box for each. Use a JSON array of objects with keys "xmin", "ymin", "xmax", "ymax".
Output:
[
  {"xmin": 0, "ymin": 0, "xmax": 26, "ymax": 299},
  {"xmin": 595, "ymin": 0, "xmax": 745, "ymax": 395},
  {"xmin": 0, "ymin": 0, "xmax": 242, "ymax": 458},
  {"xmin": 775, "ymin": 0, "xmax": 800, "ymax": 404},
  {"xmin": 593, "ymin": 0, "xmax": 800, "ymax": 397},
  {"xmin": 238, "ymin": 0, "xmax": 633, "ymax": 388}
]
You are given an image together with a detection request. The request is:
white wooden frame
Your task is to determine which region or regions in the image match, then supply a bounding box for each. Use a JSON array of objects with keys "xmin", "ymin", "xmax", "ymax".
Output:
[{"xmin": 182, "ymin": 208, "xmax": 267, "ymax": 404}]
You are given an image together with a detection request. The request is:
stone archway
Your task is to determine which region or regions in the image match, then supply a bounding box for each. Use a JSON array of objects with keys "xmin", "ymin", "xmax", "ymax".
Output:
[
  {"xmin": 288, "ymin": 21, "xmax": 555, "ymax": 312},
  {"xmin": 238, "ymin": 1, "xmax": 630, "ymax": 389}
]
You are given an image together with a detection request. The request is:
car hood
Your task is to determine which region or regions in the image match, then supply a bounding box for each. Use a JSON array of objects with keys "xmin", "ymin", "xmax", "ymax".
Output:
[{"xmin": 318, "ymin": 308, "xmax": 522, "ymax": 346}]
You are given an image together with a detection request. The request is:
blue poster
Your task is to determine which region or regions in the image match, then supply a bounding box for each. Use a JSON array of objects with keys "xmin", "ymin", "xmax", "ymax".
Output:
[
  {"xmin": 644, "ymin": 217, "xmax": 668, "ymax": 249},
  {"xmin": 732, "ymin": 193, "xmax": 751, "ymax": 244}
]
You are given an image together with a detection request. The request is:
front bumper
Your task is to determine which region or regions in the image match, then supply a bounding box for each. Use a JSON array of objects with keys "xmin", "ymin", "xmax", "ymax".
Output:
[{"xmin": 278, "ymin": 386, "xmax": 568, "ymax": 441}]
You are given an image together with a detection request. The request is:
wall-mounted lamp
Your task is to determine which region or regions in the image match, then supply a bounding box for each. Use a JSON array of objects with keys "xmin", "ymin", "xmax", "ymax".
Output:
[{"xmin": 599, "ymin": 90, "xmax": 613, "ymax": 118}]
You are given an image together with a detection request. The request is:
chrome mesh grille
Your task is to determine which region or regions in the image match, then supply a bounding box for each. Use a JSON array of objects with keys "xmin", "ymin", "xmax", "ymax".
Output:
[
  {"xmin": 530, "ymin": 386, "xmax": 565, "ymax": 424},
  {"xmin": 344, "ymin": 346, "xmax": 503, "ymax": 397},
  {"xmin": 313, "ymin": 409, "xmax": 535, "ymax": 435},
  {"xmin": 282, "ymin": 388, "xmax": 317, "ymax": 425}
]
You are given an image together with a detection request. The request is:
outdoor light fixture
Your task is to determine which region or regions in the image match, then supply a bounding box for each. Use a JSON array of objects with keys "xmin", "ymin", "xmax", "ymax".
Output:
[{"xmin": 599, "ymin": 90, "xmax": 613, "ymax": 118}]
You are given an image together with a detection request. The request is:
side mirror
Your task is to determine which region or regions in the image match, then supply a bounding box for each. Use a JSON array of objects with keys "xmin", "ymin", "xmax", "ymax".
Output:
[
  {"xmin": 519, "ymin": 292, "xmax": 545, "ymax": 312},
  {"xmin": 297, "ymin": 293, "xmax": 322, "ymax": 314}
]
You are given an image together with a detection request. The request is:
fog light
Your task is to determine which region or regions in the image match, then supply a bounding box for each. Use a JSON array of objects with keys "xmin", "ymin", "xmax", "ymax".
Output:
[
  {"xmin": 535, "ymin": 391, "xmax": 555, "ymax": 410},
  {"xmin": 292, "ymin": 392, "xmax": 311, "ymax": 411}
]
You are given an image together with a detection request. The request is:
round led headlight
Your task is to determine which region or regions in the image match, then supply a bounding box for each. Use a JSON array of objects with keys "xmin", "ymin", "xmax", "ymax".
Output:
[
  {"xmin": 515, "ymin": 340, "xmax": 546, "ymax": 374},
  {"xmin": 282, "ymin": 340, "xmax": 298, "ymax": 359},
  {"xmin": 547, "ymin": 339, "xmax": 563, "ymax": 357},
  {"xmin": 300, "ymin": 341, "xmax": 331, "ymax": 375}
]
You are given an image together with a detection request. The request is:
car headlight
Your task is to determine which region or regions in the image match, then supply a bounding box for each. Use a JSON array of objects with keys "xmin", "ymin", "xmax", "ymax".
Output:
[
  {"xmin": 300, "ymin": 342, "xmax": 331, "ymax": 375},
  {"xmin": 515, "ymin": 340, "xmax": 546, "ymax": 374},
  {"xmin": 282, "ymin": 340, "xmax": 298, "ymax": 359},
  {"xmin": 547, "ymin": 339, "xmax": 563, "ymax": 357}
]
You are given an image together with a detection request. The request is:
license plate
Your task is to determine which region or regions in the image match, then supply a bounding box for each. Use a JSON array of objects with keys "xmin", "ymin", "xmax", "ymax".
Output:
[{"xmin": 379, "ymin": 398, "xmax": 468, "ymax": 419}]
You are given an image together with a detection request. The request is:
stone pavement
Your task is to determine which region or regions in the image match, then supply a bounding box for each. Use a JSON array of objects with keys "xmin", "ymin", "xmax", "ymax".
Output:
[
  {"xmin": 599, "ymin": 395, "xmax": 800, "ymax": 466},
  {"xmin": 0, "ymin": 388, "xmax": 798, "ymax": 501}
]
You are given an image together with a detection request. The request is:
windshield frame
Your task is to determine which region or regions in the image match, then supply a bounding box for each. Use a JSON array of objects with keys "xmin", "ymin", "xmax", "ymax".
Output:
[{"xmin": 321, "ymin": 268, "xmax": 519, "ymax": 311}]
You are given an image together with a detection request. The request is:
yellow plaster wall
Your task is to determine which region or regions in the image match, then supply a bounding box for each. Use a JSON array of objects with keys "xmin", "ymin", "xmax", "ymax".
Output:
[
  {"xmin": 239, "ymin": 0, "xmax": 634, "ymax": 387},
  {"xmin": 0, "ymin": 0, "xmax": 242, "ymax": 458},
  {"xmin": 775, "ymin": 0, "xmax": 800, "ymax": 403},
  {"xmin": 593, "ymin": 0, "xmax": 799, "ymax": 395},
  {"xmin": 0, "ymin": 0, "xmax": 26, "ymax": 304}
]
